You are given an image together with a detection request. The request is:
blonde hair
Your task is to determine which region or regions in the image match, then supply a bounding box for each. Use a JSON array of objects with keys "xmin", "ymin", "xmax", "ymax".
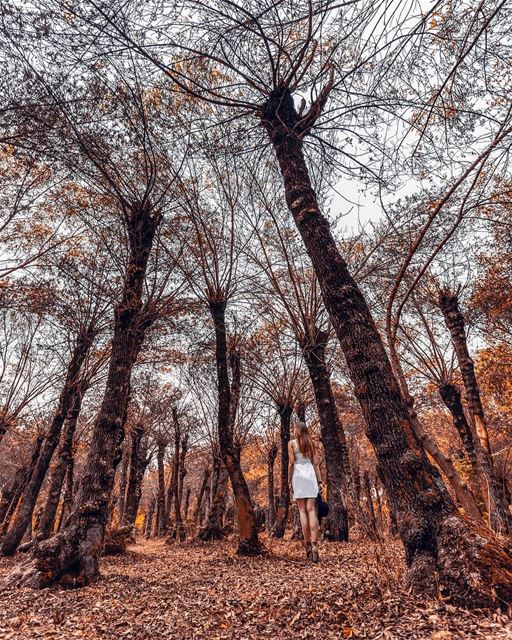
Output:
[{"xmin": 295, "ymin": 421, "xmax": 315, "ymax": 460}]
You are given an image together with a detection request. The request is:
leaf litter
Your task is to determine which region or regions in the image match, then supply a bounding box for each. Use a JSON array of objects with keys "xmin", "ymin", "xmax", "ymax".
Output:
[{"xmin": 0, "ymin": 536, "xmax": 510, "ymax": 639}]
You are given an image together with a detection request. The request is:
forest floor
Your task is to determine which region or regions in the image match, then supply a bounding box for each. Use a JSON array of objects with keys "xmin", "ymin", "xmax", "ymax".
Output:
[{"xmin": 0, "ymin": 535, "xmax": 510, "ymax": 640}]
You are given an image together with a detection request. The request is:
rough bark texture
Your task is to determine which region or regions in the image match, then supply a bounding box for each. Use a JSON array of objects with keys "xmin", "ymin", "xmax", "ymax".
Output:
[
  {"xmin": 439, "ymin": 381, "xmax": 484, "ymax": 509},
  {"xmin": 193, "ymin": 466, "xmax": 210, "ymax": 528},
  {"xmin": 302, "ymin": 327, "xmax": 349, "ymax": 541},
  {"xmin": 1, "ymin": 328, "xmax": 94, "ymax": 557},
  {"xmin": 56, "ymin": 457, "xmax": 74, "ymax": 533},
  {"xmin": 439, "ymin": 290, "xmax": 510, "ymax": 535},
  {"xmin": 116, "ymin": 443, "xmax": 130, "ymax": 527},
  {"xmin": 166, "ymin": 409, "xmax": 185, "ymax": 542},
  {"xmin": 1, "ymin": 201, "xmax": 160, "ymax": 588},
  {"xmin": 155, "ymin": 441, "xmax": 167, "ymax": 537},
  {"xmin": 438, "ymin": 291, "xmax": 491, "ymax": 454},
  {"xmin": 199, "ymin": 461, "xmax": 228, "ymax": 541},
  {"xmin": 261, "ymin": 87, "xmax": 512, "ymax": 607},
  {"xmin": 36, "ymin": 389, "xmax": 83, "ymax": 540},
  {"xmin": 0, "ymin": 434, "xmax": 44, "ymax": 532},
  {"xmin": 273, "ymin": 403, "xmax": 292, "ymax": 539},
  {"xmin": 363, "ymin": 472, "xmax": 380, "ymax": 542},
  {"xmin": 122, "ymin": 427, "xmax": 148, "ymax": 528},
  {"xmin": 209, "ymin": 301, "xmax": 261, "ymax": 555},
  {"xmin": 266, "ymin": 444, "xmax": 278, "ymax": 535}
]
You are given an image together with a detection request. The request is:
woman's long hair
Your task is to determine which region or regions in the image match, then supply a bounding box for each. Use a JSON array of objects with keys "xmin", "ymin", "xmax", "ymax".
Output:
[{"xmin": 295, "ymin": 421, "xmax": 315, "ymax": 460}]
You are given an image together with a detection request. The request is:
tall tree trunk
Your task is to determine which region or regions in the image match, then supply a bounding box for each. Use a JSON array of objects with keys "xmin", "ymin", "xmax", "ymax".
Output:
[
  {"xmin": 122, "ymin": 426, "xmax": 148, "ymax": 527},
  {"xmin": 2, "ymin": 201, "xmax": 160, "ymax": 588},
  {"xmin": 1, "ymin": 327, "xmax": 94, "ymax": 556},
  {"xmin": 37, "ymin": 389, "xmax": 83, "ymax": 540},
  {"xmin": 261, "ymin": 88, "xmax": 512, "ymax": 606},
  {"xmin": 363, "ymin": 472, "xmax": 380, "ymax": 542},
  {"xmin": 273, "ymin": 403, "xmax": 292, "ymax": 538},
  {"xmin": 266, "ymin": 444, "xmax": 278, "ymax": 535},
  {"xmin": 439, "ymin": 381, "xmax": 484, "ymax": 510},
  {"xmin": 438, "ymin": 290, "xmax": 491, "ymax": 454},
  {"xmin": 302, "ymin": 328, "xmax": 349, "ymax": 541},
  {"xmin": 155, "ymin": 441, "xmax": 166, "ymax": 537},
  {"xmin": 0, "ymin": 434, "xmax": 44, "ymax": 534},
  {"xmin": 199, "ymin": 462, "xmax": 228, "ymax": 540},
  {"xmin": 56, "ymin": 456, "xmax": 74, "ymax": 533},
  {"xmin": 183, "ymin": 487, "xmax": 191, "ymax": 519},
  {"xmin": 167, "ymin": 409, "xmax": 185, "ymax": 542},
  {"xmin": 193, "ymin": 466, "xmax": 210, "ymax": 528},
  {"xmin": 209, "ymin": 301, "xmax": 261, "ymax": 555},
  {"xmin": 388, "ymin": 346, "xmax": 482, "ymax": 521},
  {"xmin": 439, "ymin": 290, "xmax": 510, "ymax": 534},
  {"xmin": 144, "ymin": 498, "xmax": 156, "ymax": 538},
  {"xmin": 116, "ymin": 443, "xmax": 130, "ymax": 527}
]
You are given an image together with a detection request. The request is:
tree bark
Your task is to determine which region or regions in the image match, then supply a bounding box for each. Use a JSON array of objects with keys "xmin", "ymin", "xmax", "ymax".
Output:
[
  {"xmin": 155, "ymin": 441, "xmax": 167, "ymax": 537},
  {"xmin": 209, "ymin": 301, "xmax": 261, "ymax": 555},
  {"xmin": 439, "ymin": 290, "xmax": 510, "ymax": 534},
  {"xmin": 273, "ymin": 403, "xmax": 292, "ymax": 538},
  {"xmin": 1, "ymin": 327, "xmax": 94, "ymax": 556},
  {"xmin": 167, "ymin": 409, "xmax": 185, "ymax": 542},
  {"xmin": 0, "ymin": 434, "xmax": 44, "ymax": 534},
  {"xmin": 302, "ymin": 328, "xmax": 350, "ymax": 541},
  {"xmin": 122, "ymin": 426, "xmax": 148, "ymax": 527},
  {"xmin": 266, "ymin": 444, "xmax": 278, "ymax": 535},
  {"xmin": 192, "ymin": 466, "xmax": 210, "ymax": 528},
  {"xmin": 261, "ymin": 87, "xmax": 512, "ymax": 607},
  {"xmin": 438, "ymin": 290, "xmax": 491, "ymax": 454},
  {"xmin": 36, "ymin": 389, "xmax": 83, "ymax": 540},
  {"xmin": 2, "ymin": 201, "xmax": 160, "ymax": 588},
  {"xmin": 116, "ymin": 442, "xmax": 130, "ymax": 527},
  {"xmin": 439, "ymin": 381, "xmax": 484, "ymax": 509},
  {"xmin": 199, "ymin": 461, "xmax": 228, "ymax": 540},
  {"xmin": 56, "ymin": 456, "xmax": 74, "ymax": 533}
]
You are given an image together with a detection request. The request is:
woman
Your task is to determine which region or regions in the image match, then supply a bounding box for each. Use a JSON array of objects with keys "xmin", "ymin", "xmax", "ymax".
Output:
[{"xmin": 288, "ymin": 421, "xmax": 323, "ymax": 562}]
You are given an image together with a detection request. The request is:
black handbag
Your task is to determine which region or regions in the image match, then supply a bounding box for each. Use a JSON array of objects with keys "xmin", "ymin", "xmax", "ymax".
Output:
[{"xmin": 316, "ymin": 492, "xmax": 329, "ymax": 519}]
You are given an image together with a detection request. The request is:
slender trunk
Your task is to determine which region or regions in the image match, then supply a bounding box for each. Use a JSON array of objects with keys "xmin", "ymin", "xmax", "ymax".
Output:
[
  {"xmin": 209, "ymin": 301, "xmax": 261, "ymax": 555},
  {"xmin": 199, "ymin": 462, "xmax": 228, "ymax": 540},
  {"xmin": 122, "ymin": 426, "xmax": 147, "ymax": 527},
  {"xmin": 167, "ymin": 409, "xmax": 185, "ymax": 542},
  {"xmin": 389, "ymin": 349, "xmax": 482, "ymax": 521},
  {"xmin": 439, "ymin": 290, "xmax": 509, "ymax": 534},
  {"xmin": 37, "ymin": 389, "xmax": 83, "ymax": 540},
  {"xmin": 261, "ymin": 88, "xmax": 512, "ymax": 606},
  {"xmin": 266, "ymin": 445, "xmax": 278, "ymax": 535},
  {"xmin": 1, "ymin": 328, "xmax": 94, "ymax": 556},
  {"xmin": 156, "ymin": 441, "xmax": 166, "ymax": 537},
  {"xmin": 273, "ymin": 403, "xmax": 292, "ymax": 538},
  {"xmin": 439, "ymin": 382, "xmax": 484, "ymax": 509},
  {"xmin": 302, "ymin": 328, "xmax": 349, "ymax": 541},
  {"xmin": 183, "ymin": 487, "xmax": 191, "ymax": 519},
  {"xmin": 363, "ymin": 472, "xmax": 380, "ymax": 542},
  {"xmin": 143, "ymin": 498, "xmax": 155, "ymax": 538},
  {"xmin": 0, "ymin": 434, "xmax": 44, "ymax": 534},
  {"xmin": 116, "ymin": 442, "xmax": 130, "ymax": 527},
  {"xmin": 2, "ymin": 201, "xmax": 160, "ymax": 588},
  {"xmin": 56, "ymin": 456, "xmax": 74, "ymax": 532},
  {"xmin": 438, "ymin": 291, "xmax": 491, "ymax": 454},
  {"xmin": 193, "ymin": 466, "xmax": 210, "ymax": 528}
]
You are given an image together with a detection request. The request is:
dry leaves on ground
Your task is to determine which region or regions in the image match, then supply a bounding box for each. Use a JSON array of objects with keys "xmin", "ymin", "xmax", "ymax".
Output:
[{"xmin": 0, "ymin": 536, "xmax": 511, "ymax": 640}]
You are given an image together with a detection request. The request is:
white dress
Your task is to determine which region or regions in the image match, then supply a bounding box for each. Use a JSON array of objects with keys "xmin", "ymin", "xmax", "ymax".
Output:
[{"xmin": 291, "ymin": 439, "xmax": 319, "ymax": 498}]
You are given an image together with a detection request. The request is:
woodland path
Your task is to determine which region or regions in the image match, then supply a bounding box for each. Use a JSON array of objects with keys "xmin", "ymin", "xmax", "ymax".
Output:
[{"xmin": 0, "ymin": 537, "xmax": 510, "ymax": 640}]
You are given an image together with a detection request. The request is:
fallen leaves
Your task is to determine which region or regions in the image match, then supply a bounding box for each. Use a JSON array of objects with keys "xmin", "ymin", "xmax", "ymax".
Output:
[{"xmin": 0, "ymin": 536, "xmax": 510, "ymax": 639}]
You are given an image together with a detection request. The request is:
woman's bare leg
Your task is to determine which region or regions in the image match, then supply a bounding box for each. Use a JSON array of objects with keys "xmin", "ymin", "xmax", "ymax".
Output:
[
  {"xmin": 306, "ymin": 498, "xmax": 320, "ymax": 544},
  {"xmin": 297, "ymin": 499, "xmax": 311, "ymax": 543}
]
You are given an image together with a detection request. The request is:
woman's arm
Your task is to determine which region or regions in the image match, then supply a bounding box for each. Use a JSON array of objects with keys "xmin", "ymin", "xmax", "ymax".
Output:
[
  {"xmin": 287, "ymin": 440, "xmax": 295, "ymax": 490},
  {"xmin": 313, "ymin": 452, "xmax": 323, "ymax": 488}
]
